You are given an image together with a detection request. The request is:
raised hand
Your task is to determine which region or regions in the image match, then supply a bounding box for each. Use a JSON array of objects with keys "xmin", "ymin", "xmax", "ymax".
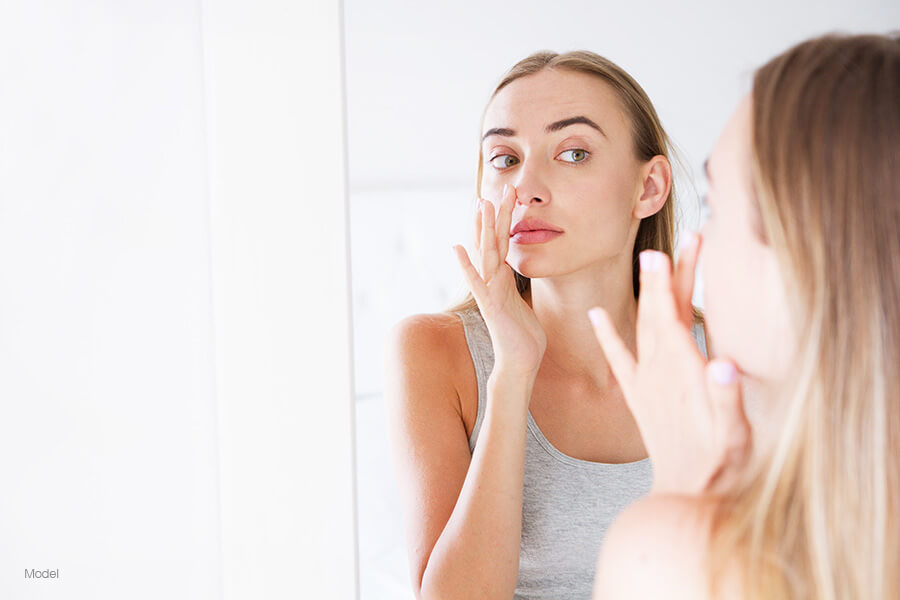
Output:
[
  {"xmin": 453, "ymin": 184, "xmax": 547, "ymax": 382},
  {"xmin": 588, "ymin": 233, "xmax": 751, "ymax": 495}
]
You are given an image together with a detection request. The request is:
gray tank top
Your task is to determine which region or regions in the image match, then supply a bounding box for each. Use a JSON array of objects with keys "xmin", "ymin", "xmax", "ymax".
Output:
[{"xmin": 453, "ymin": 306, "xmax": 708, "ymax": 600}]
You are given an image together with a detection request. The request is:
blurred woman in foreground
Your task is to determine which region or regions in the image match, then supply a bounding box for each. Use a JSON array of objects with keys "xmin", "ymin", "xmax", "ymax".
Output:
[{"xmin": 591, "ymin": 32, "xmax": 900, "ymax": 599}]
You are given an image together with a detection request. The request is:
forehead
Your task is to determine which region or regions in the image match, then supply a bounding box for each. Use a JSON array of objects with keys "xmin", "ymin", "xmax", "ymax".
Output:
[{"xmin": 482, "ymin": 68, "xmax": 629, "ymax": 139}]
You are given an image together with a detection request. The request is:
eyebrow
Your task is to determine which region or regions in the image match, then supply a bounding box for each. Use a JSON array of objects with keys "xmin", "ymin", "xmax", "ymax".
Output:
[
  {"xmin": 546, "ymin": 115, "xmax": 606, "ymax": 137},
  {"xmin": 481, "ymin": 115, "xmax": 607, "ymax": 142},
  {"xmin": 481, "ymin": 127, "xmax": 516, "ymax": 142}
]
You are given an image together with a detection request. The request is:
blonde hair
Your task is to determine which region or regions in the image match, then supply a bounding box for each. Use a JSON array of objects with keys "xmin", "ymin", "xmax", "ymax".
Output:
[
  {"xmin": 709, "ymin": 32, "xmax": 900, "ymax": 599},
  {"xmin": 446, "ymin": 50, "xmax": 682, "ymax": 314}
]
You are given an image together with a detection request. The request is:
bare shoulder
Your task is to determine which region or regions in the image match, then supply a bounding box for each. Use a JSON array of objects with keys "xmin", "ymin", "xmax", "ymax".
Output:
[
  {"xmin": 384, "ymin": 311, "xmax": 470, "ymax": 389},
  {"xmin": 593, "ymin": 494, "xmax": 739, "ymax": 600},
  {"xmin": 383, "ymin": 310, "xmax": 478, "ymax": 429},
  {"xmin": 386, "ymin": 312, "xmax": 467, "ymax": 357}
]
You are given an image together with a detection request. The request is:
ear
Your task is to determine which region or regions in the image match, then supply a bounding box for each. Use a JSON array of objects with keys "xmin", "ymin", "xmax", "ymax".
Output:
[{"xmin": 632, "ymin": 155, "xmax": 672, "ymax": 219}]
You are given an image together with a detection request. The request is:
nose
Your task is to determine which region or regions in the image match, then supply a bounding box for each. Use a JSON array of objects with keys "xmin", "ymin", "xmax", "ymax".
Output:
[
  {"xmin": 513, "ymin": 160, "xmax": 551, "ymax": 206},
  {"xmin": 516, "ymin": 193, "xmax": 545, "ymax": 206}
]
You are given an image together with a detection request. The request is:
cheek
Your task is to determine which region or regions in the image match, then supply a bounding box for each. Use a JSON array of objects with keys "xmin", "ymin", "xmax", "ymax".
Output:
[
  {"xmin": 701, "ymin": 227, "xmax": 761, "ymax": 363},
  {"xmin": 702, "ymin": 228, "xmax": 789, "ymax": 380},
  {"xmin": 479, "ymin": 172, "xmax": 501, "ymax": 201},
  {"xmin": 568, "ymin": 170, "xmax": 636, "ymax": 241}
]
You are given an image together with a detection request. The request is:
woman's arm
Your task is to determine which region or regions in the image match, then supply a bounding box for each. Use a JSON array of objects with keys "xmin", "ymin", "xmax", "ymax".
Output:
[{"xmin": 384, "ymin": 314, "xmax": 534, "ymax": 600}]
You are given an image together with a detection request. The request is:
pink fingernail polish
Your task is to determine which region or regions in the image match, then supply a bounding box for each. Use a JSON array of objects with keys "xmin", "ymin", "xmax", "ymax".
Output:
[
  {"xmin": 709, "ymin": 361, "xmax": 737, "ymax": 385},
  {"xmin": 678, "ymin": 231, "xmax": 697, "ymax": 251},
  {"xmin": 639, "ymin": 251, "xmax": 660, "ymax": 272}
]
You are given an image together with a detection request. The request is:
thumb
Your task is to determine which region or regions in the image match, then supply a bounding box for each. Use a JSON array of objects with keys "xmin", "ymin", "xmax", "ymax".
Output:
[{"xmin": 705, "ymin": 359, "xmax": 751, "ymax": 489}]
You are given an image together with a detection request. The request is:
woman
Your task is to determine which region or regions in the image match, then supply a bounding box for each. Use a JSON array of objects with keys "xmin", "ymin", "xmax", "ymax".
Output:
[
  {"xmin": 384, "ymin": 50, "xmax": 706, "ymax": 599},
  {"xmin": 591, "ymin": 33, "xmax": 900, "ymax": 599}
]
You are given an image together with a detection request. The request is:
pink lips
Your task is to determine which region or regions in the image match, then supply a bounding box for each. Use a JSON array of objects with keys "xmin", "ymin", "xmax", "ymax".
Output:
[{"xmin": 510, "ymin": 218, "xmax": 563, "ymax": 245}]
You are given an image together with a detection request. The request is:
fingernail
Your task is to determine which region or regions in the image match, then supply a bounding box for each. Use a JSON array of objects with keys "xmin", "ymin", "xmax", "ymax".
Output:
[
  {"xmin": 678, "ymin": 231, "xmax": 697, "ymax": 251},
  {"xmin": 639, "ymin": 251, "xmax": 661, "ymax": 272},
  {"xmin": 709, "ymin": 361, "xmax": 737, "ymax": 385},
  {"xmin": 502, "ymin": 183, "xmax": 508, "ymax": 196},
  {"xmin": 587, "ymin": 307, "xmax": 604, "ymax": 325}
]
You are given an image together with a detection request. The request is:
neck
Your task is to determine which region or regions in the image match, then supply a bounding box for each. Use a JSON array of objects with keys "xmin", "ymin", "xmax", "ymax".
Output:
[{"xmin": 526, "ymin": 255, "xmax": 637, "ymax": 390}]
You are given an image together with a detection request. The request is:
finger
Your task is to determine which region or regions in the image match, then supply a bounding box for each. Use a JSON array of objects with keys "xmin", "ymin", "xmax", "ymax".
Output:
[
  {"xmin": 453, "ymin": 244, "xmax": 490, "ymax": 306},
  {"xmin": 638, "ymin": 250, "xmax": 678, "ymax": 321},
  {"xmin": 705, "ymin": 359, "xmax": 752, "ymax": 490},
  {"xmin": 636, "ymin": 250, "xmax": 679, "ymax": 358},
  {"xmin": 587, "ymin": 307, "xmax": 637, "ymax": 394},
  {"xmin": 496, "ymin": 184, "xmax": 515, "ymax": 263},
  {"xmin": 673, "ymin": 231, "xmax": 701, "ymax": 327},
  {"xmin": 474, "ymin": 198, "xmax": 483, "ymax": 255},
  {"xmin": 481, "ymin": 199, "xmax": 499, "ymax": 280}
]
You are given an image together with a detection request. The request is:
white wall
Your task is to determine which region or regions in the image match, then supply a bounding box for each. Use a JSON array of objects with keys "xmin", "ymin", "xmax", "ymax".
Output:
[
  {"xmin": 0, "ymin": 1, "xmax": 358, "ymax": 599},
  {"xmin": 203, "ymin": 1, "xmax": 358, "ymax": 599},
  {"xmin": 0, "ymin": 2, "xmax": 221, "ymax": 597}
]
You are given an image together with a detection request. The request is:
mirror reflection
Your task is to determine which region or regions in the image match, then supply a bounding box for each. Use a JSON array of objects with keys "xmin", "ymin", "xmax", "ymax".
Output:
[{"xmin": 345, "ymin": 3, "xmax": 899, "ymax": 599}]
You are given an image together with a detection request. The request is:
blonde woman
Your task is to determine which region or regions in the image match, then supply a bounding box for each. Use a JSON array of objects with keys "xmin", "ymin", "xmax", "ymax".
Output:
[
  {"xmin": 384, "ymin": 51, "xmax": 706, "ymax": 599},
  {"xmin": 591, "ymin": 33, "xmax": 900, "ymax": 599}
]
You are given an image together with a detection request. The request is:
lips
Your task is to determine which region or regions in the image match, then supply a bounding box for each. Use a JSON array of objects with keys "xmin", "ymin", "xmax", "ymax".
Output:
[
  {"xmin": 509, "ymin": 218, "xmax": 563, "ymax": 245},
  {"xmin": 510, "ymin": 218, "xmax": 563, "ymax": 236}
]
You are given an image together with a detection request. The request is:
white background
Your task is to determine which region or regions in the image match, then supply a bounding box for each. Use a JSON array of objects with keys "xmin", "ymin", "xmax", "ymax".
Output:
[{"xmin": 343, "ymin": 2, "xmax": 900, "ymax": 599}]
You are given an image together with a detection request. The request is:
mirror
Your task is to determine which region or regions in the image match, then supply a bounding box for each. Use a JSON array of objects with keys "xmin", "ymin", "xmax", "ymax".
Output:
[{"xmin": 343, "ymin": 2, "xmax": 894, "ymax": 599}]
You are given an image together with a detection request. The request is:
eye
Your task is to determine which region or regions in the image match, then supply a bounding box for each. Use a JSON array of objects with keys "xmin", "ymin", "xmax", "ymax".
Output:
[
  {"xmin": 557, "ymin": 149, "xmax": 589, "ymax": 163},
  {"xmin": 488, "ymin": 154, "xmax": 520, "ymax": 169}
]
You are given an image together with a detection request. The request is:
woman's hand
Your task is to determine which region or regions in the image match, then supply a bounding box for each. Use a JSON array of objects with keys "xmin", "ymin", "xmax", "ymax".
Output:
[
  {"xmin": 588, "ymin": 233, "xmax": 751, "ymax": 495},
  {"xmin": 453, "ymin": 184, "xmax": 547, "ymax": 383}
]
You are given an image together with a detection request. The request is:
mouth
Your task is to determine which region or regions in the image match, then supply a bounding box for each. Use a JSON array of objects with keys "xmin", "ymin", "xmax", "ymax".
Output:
[
  {"xmin": 510, "ymin": 218, "xmax": 563, "ymax": 244},
  {"xmin": 510, "ymin": 218, "xmax": 563, "ymax": 236},
  {"xmin": 510, "ymin": 229, "xmax": 563, "ymax": 245}
]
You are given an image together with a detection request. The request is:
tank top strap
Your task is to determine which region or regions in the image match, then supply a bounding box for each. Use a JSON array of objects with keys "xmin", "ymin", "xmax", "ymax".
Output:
[{"xmin": 453, "ymin": 308, "xmax": 493, "ymax": 452}]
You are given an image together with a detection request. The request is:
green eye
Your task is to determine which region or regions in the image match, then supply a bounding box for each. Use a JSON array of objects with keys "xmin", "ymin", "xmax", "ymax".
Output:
[
  {"xmin": 558, "ymin": 149, "xmax": 588, "ymax": 163},
  {"xmin": 489, "ymin": 154, "xmax": 520, "ymax": 169}
]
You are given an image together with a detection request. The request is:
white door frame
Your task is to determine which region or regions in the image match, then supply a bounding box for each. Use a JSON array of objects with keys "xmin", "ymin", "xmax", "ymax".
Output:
[{"xmin": 202, "ymin": 1, "xmax": 358, "ymax": 597}]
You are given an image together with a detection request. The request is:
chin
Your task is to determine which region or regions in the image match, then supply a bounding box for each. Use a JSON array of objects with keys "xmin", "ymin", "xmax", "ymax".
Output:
[{"xmin": 510, "ymin": 258, "xmax": 554, "ymax": 280}]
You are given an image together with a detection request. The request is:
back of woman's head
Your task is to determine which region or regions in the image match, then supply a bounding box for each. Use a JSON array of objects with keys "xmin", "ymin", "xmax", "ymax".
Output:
[{"xmin": 712, "ymin": 31, "xmax": 900, "ymax": 600}]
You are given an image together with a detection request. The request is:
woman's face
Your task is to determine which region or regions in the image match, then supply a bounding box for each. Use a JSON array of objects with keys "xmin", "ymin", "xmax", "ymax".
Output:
[
  {"xmin": 480, "ymin": 69, "xmax": 660, "ymax": 280},
  {"xmin": 700, "ymin": 95, "xmax": 792, "ymax": 383}
]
